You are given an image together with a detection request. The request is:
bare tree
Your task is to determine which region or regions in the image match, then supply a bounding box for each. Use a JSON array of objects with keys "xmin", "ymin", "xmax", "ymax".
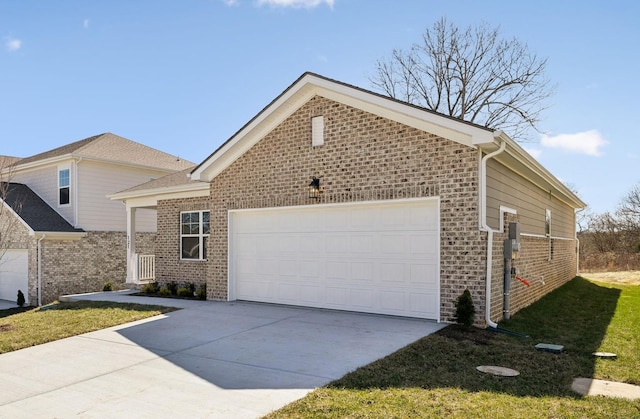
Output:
[
  {"xmin": 0, "ymin": 156, "xmax": 21, "ymax": 267},
  {"xmin": 617, "ymin": 183, "xmax": 640, "ymax": 251},
  {"xmin": 586, "ymin": 212, "xmax": 620, "ymax": 253},
  {"xmin": 370, "ymin": 17, "xmax": 554, "ymax": 141}
]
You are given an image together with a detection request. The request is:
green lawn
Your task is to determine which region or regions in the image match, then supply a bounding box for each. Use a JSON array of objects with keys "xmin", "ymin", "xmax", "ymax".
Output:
[
  {"xmin": 0, "ymin": 300, "xmax": 176, "ymax": 354},
  {"xmin": 267, "ymin": 277, "xmax": 640, "ymax": 418}
]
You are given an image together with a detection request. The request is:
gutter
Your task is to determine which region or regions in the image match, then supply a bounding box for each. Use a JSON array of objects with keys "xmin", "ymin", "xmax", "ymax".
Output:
[{"xmin": 479, "ymin": 137, "xmax": 506, "ymax": 329}]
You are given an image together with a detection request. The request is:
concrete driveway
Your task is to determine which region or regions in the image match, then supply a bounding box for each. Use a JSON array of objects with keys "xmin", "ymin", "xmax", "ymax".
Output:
[{"xmin": 0, "ymin": 291, "xmax": 445, "ymax": 418}]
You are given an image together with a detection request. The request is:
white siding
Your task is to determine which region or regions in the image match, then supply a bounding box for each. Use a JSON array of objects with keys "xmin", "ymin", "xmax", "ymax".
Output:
[
  {"xmin": 12, "ymin": 165, "xmax": 75, "ymax": 225},
  {"xmin": 77, "ymin": 161, "xmax": 165, "ymax": 232}
]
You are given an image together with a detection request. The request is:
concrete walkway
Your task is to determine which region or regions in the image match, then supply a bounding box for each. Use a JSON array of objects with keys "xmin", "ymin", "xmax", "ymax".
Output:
[
  {"xmin": 0, "ymin": 299, "xmax": 17, "ymax": 310},
  {"xmin": 0, "ymin": 291, "xmax": 444, "ymax": 418}
]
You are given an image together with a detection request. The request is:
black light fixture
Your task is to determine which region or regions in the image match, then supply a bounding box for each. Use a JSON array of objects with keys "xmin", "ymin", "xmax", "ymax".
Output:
[{"xmin": 308, "ymin": 177, "xmax": 321, "ymax": 198}]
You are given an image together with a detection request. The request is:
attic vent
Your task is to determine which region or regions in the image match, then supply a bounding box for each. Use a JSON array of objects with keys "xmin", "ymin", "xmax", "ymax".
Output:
[{"xmin": 312, "ymin": 115, "xmax": 324, "ymax": 147}]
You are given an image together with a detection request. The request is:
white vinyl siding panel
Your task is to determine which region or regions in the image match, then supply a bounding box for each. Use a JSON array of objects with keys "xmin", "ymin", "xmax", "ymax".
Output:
[
  {"xmin": 77, "ymin": 162, "xmax": 166, "ymax": 232},
  {"xmin": 12, "ymin": 165, "xmax": 75, "ymax": 224},
  {"xmin": 230, "ymin": 199, "xmax": 440, "ymax": 320},
  {"xmin": 486, "ymin": 159, "xmax": 575, "ymax": 237}
]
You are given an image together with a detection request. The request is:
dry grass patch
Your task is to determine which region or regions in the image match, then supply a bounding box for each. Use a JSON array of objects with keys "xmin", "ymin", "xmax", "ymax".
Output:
[{"xmin": 581, "ymin": 270, "xmax": 640, "ymax": 286}]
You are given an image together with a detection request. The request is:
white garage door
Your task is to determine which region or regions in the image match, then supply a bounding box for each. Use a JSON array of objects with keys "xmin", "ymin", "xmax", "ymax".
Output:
[
  {"xmin": 230, "ymin": 198, "xmax": 440, "ymax": 320},
  {"xmin": 0, "ymin": 249, "xmax": 29, "ymax": 304}
]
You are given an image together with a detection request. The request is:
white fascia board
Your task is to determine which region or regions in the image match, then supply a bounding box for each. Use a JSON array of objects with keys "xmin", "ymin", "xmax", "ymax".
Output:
[
  {"xmin": 33, "ymin": 231, "xmax": 87, "ymax": 240},
  {"xmin": 10, "ymin": 154, "xmax": 181, "ymax": 177},
  {"xmin": 192, "ymin": 73, "xmax": 494, "ymax": 182},
  {"xmin": 110, "ymin": 183, "xmax": 210, "ymax": 209},
  {"xmin": 311, "ymin": 78, "xmax": 490, "ymax": 148},
  {"xmin": 487, "ymin": 131, "xmax": 586, "ymax": 209},
  {"xmin": 191, "ymin": 83, "xmax": 316, "ymax": 182},
  {"xmin": 7, "ymin": 155, "xmax": 73, "ymax": 176}
]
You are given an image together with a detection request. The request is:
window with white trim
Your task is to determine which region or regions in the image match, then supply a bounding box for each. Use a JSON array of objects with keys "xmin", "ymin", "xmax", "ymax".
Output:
[
  {"xmin": 545, "ymin": 209, "xmax": 551, "ymax": 237},
  {"xmin": 58, "ymin": 168, "xmax": 70, "ymax": 206},
  {"xmin": 180, "ymin": 210, "xmax": 210, "ymax": 260}
]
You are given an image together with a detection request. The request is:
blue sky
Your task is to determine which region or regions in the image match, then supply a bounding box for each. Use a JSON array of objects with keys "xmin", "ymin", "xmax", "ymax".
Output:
[{"xmin": 1, "ymin": 0, "xmax": 638, "ymax": 214}]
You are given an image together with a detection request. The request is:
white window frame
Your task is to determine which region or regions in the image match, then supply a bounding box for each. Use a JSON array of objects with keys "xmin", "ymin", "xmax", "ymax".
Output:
[
  {"xmin": 180, "ymin": 210, "xmax": 210, "ymax": 261},
  {"xmin": 545, "ymin": 209, "xmax": 551, "ymax": 237},
  {"xmin": 58, "ymin": 166, "xmax": 71, "ymax": 207}
]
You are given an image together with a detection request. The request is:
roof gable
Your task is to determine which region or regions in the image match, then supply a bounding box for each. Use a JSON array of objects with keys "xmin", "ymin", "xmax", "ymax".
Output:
[
  {"xmin": 190, "ymin": 72, "xmax": 497, "ymax": 182},
  {"xmin": 1, "ymin": 182, "xmax": 84, "ymax": 233}
]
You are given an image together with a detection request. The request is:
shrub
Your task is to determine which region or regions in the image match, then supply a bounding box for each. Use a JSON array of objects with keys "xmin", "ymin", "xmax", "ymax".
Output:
[
  {"xmin": 158, "ymin": 286, "xmax": 171, "ymax": 296},
  {"xmin": 196, "ymin": 283, "xmax": 207, "ymax": 300},
  {"xmin": 187, "ymin": 282, "xmax": 196, "ymax": 294},
  {"xmin": 167, "ymin": 281, "xmax": 178, "ymax": 295},
  {"xmin": 454, "ymin": 289, "xmax": 476, "ymax": 328},
  {"xmin": 103, "ymin": 282, "xmax": 114, "ymax": 292},
  {"xmin": 177, "ymin": 287, "xmax": 192, "ymax": 297},
  {"xmin": 17, "ymin": 290, "xmax": 25, "ymax": 307},
  {"xmin": 141, "ymin": 282, "xmax": 159, "ymax": 294}
]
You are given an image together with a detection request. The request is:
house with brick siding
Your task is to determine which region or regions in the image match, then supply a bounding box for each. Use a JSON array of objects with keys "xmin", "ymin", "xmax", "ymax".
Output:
[
  {"xmin": 0, "ymin": 133, "xmax": 193, "ymax": 305},
  {"xmin": 113, "ymin": 73, "xmax": 585, "ymax": 326}
]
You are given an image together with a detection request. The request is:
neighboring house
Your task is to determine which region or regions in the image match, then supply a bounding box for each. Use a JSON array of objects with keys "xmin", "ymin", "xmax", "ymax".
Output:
[
  {"xmin": 112, "ymin": 73, "xmax": 585, "ymax": 326},
  {"xmin": 0, "ymin": 133, "xmax": 193, "ymax": 305}
]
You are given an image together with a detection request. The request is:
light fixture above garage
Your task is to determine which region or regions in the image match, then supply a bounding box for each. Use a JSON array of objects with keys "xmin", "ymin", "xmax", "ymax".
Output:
[{"xmin": 308, "ymin": 177, "xmax": 321, "ymax": 199}]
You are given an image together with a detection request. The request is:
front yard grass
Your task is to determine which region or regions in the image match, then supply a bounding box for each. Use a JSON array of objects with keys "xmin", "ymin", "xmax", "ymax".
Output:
[
  {"xmin": 0, "ymin": 301, "xmax": 176, "ymax": 354},
  {"xmin": 267, "ymin": 276, "xmax": 640, "ymax": 418}
]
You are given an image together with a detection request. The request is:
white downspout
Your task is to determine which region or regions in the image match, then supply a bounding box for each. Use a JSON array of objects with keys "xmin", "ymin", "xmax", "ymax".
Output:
[
  {"xmin": 480, "ymin": 139, "xmax": 506, "ymax": 329},
  {"xmin": 575, "ymin": 207, "xmax": 585, "ymax": 275},
  {"xmin": 73, "ymin": 158, "xmax": 82, "ymax": 228},
  {"xmin": 37, "ymin": 234, "xmax": 46, "ymax": 306}
]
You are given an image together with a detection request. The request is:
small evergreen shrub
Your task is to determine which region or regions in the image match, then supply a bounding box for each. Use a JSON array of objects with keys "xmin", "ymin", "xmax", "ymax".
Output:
[
  {"xmin": 196, "ymin": 283, "xmax": 207, "ymax": 300},
  {"xmin": 187, "ymin": 282, "xmax": 196, "ymax": 295},
  {"xmin": 17, "ymin": 290, "xmax": 25, "ymax": 307},
  {"xmin": 158, "ymin": 286, "xmax": 171, "ymax": 296},
  {"xmin": 141, "ymin": 282, "xmax": 159, "ymax": 294},
  {"xmin": 167, "ymin": 281, "xmax": 178, "ymax": 296},
  {"xmin": 103, "ymin": 282, "xmax": 114, "ymax": 292},
  {"xmin": 177, "ymin": 287, "xmax": 192, "ymax": 297},
  {"xmin": 454, "ymin": 289, "xmax": 476, "ymax": 328}
]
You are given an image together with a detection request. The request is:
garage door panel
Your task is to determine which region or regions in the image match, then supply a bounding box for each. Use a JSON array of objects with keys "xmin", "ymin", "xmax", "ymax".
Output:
[
  {"xmin": 350, "ymin": 261, "xmax": 374, "ymax": 281},
  {"xmin": 410, "ymin": 263, "xmax": 438, "ymax": 286},
  {"xmin": 0, "ymin": 249, "xmax": 29, "ymax": 304},
  {"xmin": 379, "ymin": 262, "xmax": 406, "ymax": 283},
  {"xmin": 326, "ymin": 260, "xmax": 348, "ymax": 278},
  {"xmin": 277, "ymin": 283, "xmax": 323, "ymax": 303},
  {"xmin": 231, "ymin": 199, "xmax": 440, "ymax": 320}
]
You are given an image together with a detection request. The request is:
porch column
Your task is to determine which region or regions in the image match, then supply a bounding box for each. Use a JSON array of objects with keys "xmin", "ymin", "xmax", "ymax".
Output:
[{"xmin": 126, "ymin": 205, "xmax": 137, "ymax": 284}]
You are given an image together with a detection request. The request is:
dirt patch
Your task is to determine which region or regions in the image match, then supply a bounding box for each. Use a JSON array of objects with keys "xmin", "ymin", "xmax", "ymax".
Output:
[
  {"xmin": 0, "ymin": 324, "xmax": 17, "ymax": 332},
  {"xmin": 581, "ymin": 271, "xmax": 640, "ymax": 286},
  {"xmin": 437, "ymin": 324, "xmax": 494, "ymax": 345}
]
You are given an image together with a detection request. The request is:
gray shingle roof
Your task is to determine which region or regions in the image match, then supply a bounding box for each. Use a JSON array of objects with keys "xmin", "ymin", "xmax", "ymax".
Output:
[
  {"xmin": 0, "ymin": 155, "xmax": 21, "ymax": 167},
  {"xmin": 1, "ymin": 182, "xmax": 84, "ymax": 233},
  {"xmin": 16, "ymin": 133, "xmax": 194, "ymax": 171},
  {"xmin": 117, "ymin": 166, "xmax": 202, "ymax": 194}
]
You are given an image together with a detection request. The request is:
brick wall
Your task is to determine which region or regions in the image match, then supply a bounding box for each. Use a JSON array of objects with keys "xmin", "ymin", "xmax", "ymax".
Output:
[
  {"xmin": 489, "ymin": 213, "xmax": 578, "ymax": 322},
  {"xmin": 39, "ymin": 231, "xmax": 155, "ymax": 304},
  {"xmin": 207, "ymin": 95, "xmax": 486, "ymax": 321},
  {"xmin": 155, "ymin": 197, "xmax": 210, "ymax": 288}
]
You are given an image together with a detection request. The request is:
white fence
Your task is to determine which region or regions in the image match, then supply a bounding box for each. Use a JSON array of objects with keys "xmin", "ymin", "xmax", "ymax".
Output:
[{"xmin": 137, "ymin": 254, "xmax": 155, "ymax": 282}]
